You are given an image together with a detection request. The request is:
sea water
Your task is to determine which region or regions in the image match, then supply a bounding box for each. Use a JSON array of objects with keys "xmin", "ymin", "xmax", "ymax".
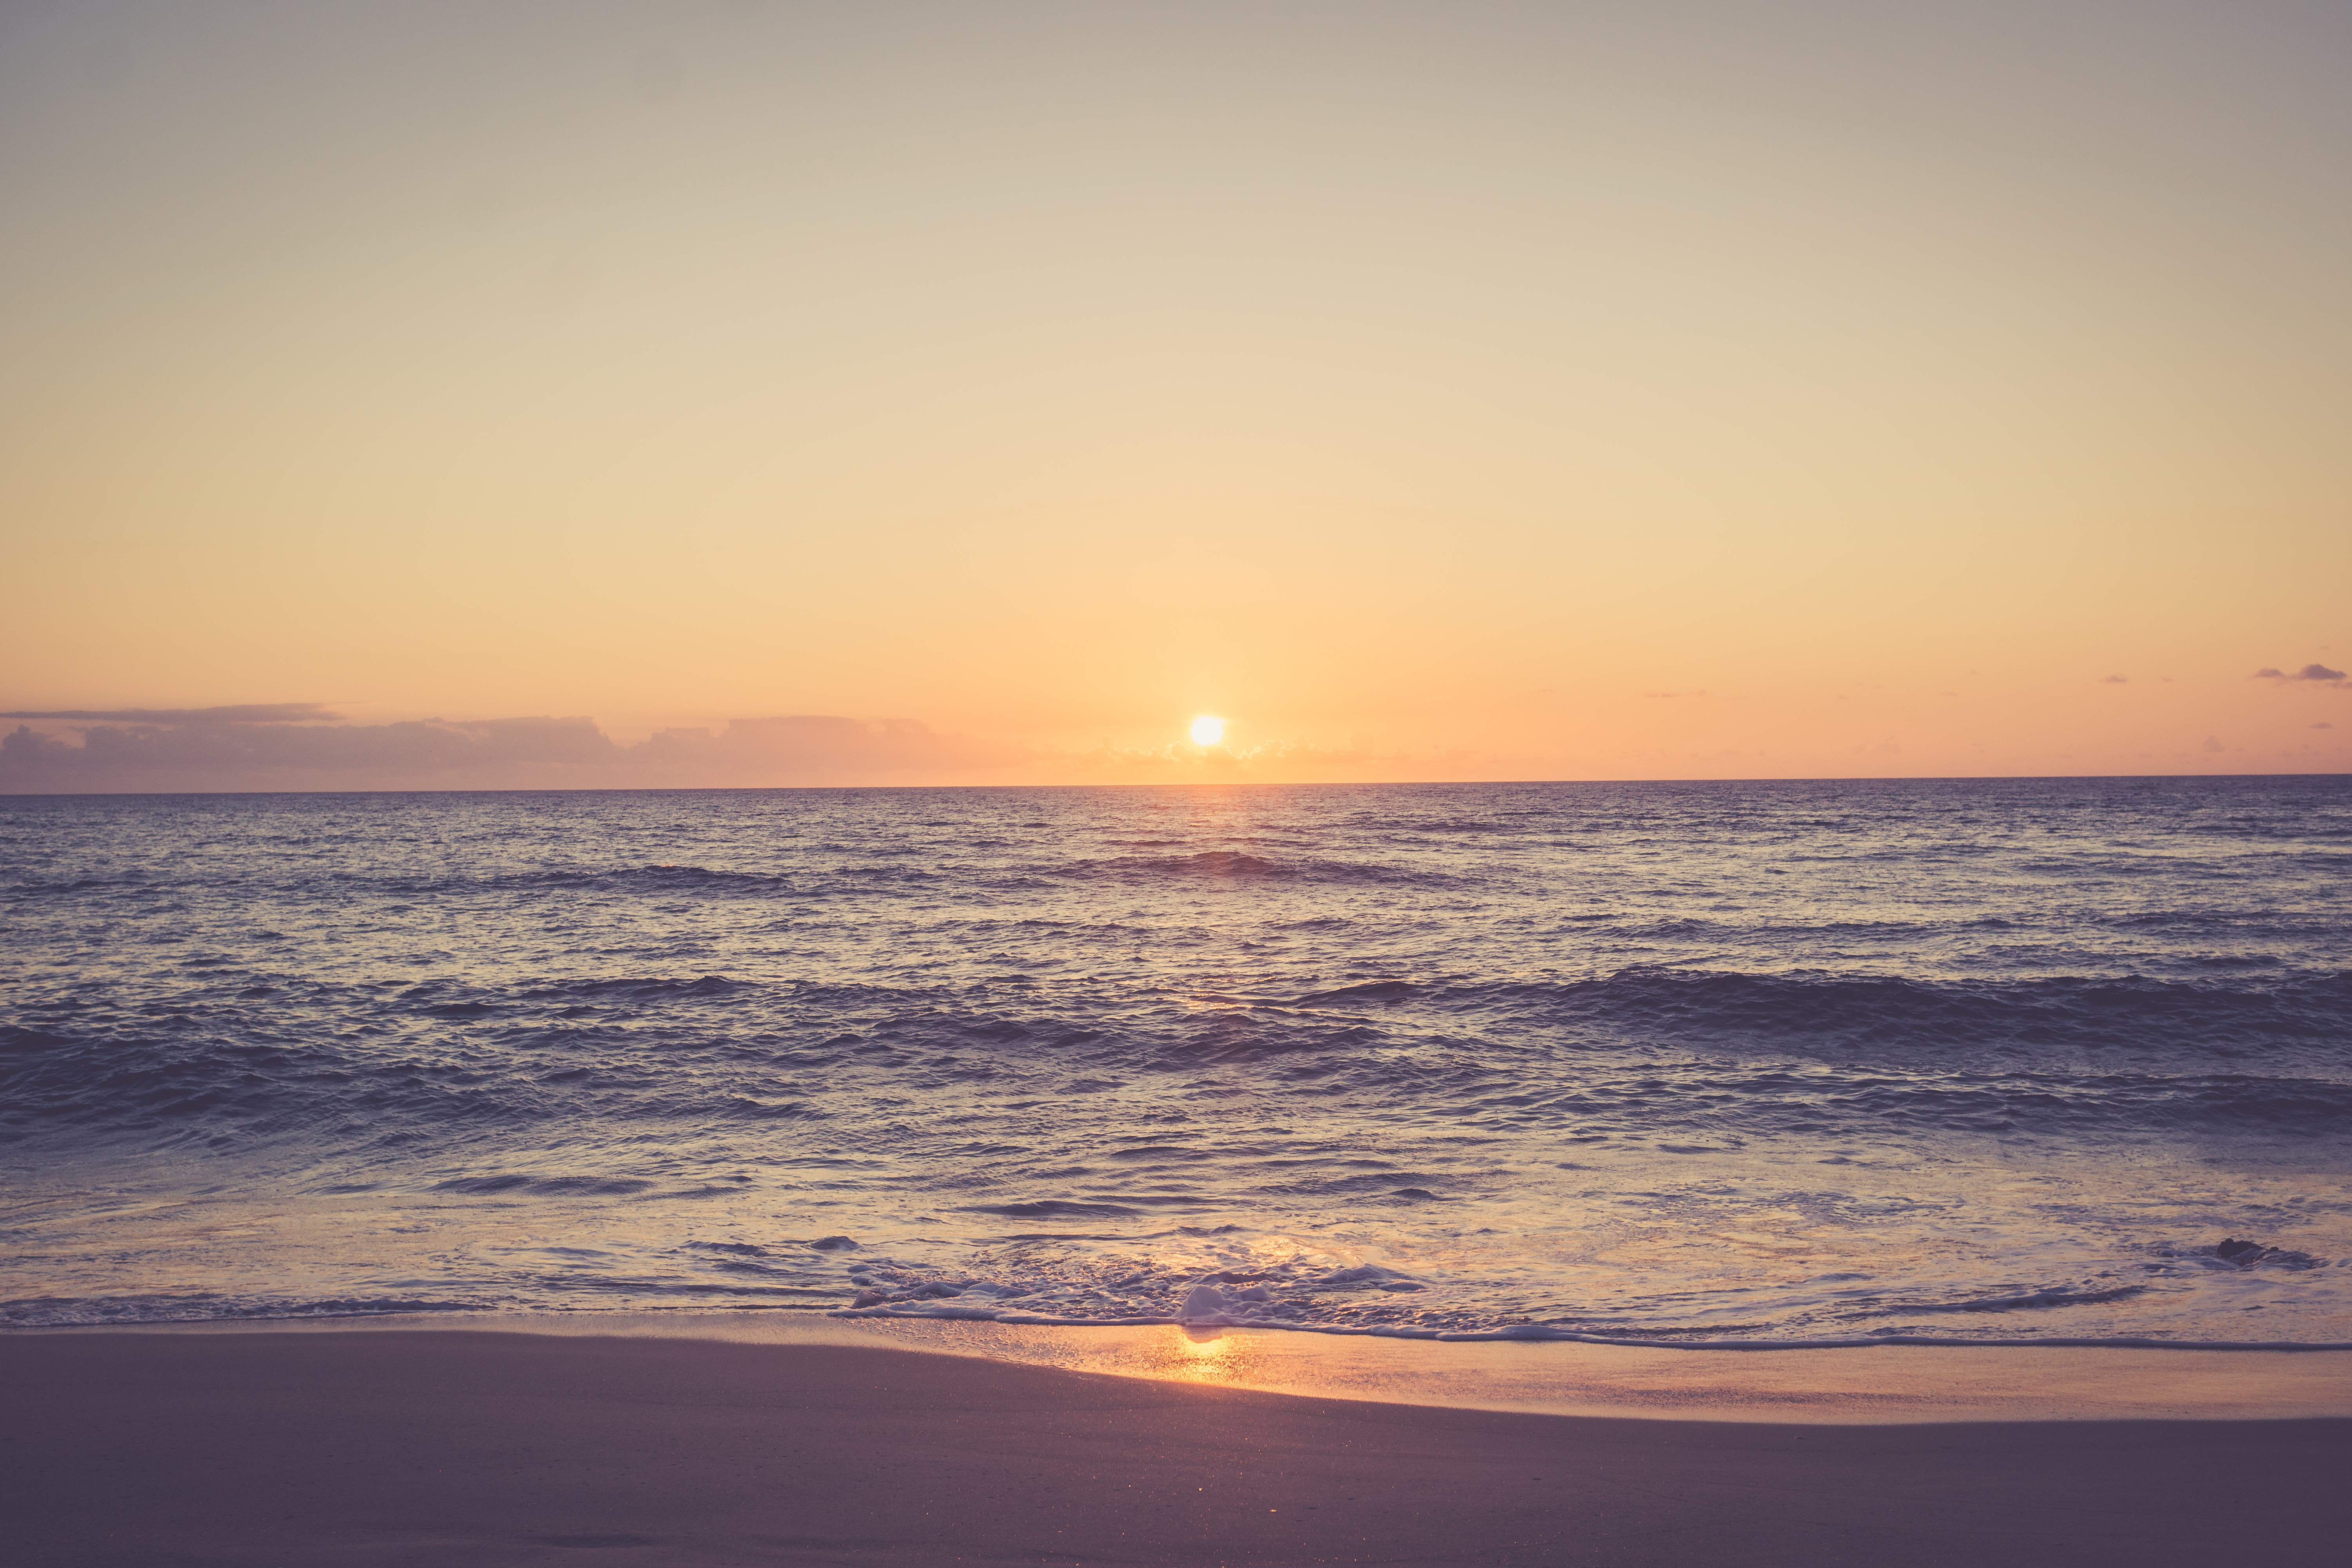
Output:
[{"xmin": 4, "ymin": 778, "xmax": 2348, "ymax": 1344}]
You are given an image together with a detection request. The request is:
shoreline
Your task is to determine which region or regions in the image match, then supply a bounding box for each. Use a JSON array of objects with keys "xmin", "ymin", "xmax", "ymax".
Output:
[
  {"xmin": 19, "ymin": 1309, "xmax": 2352, "ymax": 1424},
  {"xmin": 5, "ymin": 1328, "xmax": 2346, "ymax": 1566}
]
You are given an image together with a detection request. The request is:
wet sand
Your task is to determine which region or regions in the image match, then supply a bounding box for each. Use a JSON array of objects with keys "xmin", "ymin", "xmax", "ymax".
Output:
[{"xmin": 4, "ymin": 1330, "xmax": 2348, "ymax": 1566}]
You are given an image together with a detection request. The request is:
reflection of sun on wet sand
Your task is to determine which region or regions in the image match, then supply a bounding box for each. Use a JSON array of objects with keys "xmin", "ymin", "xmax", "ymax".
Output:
[
  {"xmin": 4, "ymin": 1325, "xmax": 2347, "ymax": 1566},
  {"xmin": 931, "ymin": 1317, "xmax": 2352, "ymax": 1424},
  {"xmin": 1174, "ymin": 1323, "xmax": 1244, "ymax": 1379}
]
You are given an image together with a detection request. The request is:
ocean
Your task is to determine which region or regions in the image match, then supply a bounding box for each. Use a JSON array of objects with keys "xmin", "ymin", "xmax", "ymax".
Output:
[{"xmin": 4, "ymin": 777, "xmax": 2348, "ymax": 1345}]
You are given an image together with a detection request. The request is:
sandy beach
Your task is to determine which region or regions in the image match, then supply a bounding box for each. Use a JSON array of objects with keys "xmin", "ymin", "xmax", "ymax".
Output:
[{"xmin": 4, "ymin": 1328, "xmax": 2346, "ymax": 1567}]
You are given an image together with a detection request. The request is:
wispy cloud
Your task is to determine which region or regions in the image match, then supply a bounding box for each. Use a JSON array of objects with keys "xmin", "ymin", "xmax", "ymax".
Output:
[{"xmin": 2252, "ymin": 663, "xmax": 2347, "ymax": 684}]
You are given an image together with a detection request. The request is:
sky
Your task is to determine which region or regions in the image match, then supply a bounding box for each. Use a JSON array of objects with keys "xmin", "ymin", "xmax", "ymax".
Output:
[{"xmin": 2, "ymin": 0, "xmax": 2347, "ymax": 791}]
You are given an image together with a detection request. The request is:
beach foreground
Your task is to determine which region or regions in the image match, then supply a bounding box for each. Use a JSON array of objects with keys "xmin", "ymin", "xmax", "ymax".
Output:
[{"xmin": 4, "ymin": 1331, "xmax": 2346, "ymax": 1566}]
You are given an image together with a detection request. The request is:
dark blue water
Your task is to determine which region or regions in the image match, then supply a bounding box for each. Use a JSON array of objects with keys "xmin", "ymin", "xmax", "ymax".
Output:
[{"xmin": 4, "ymin": 777, "xmax": 2348, "ymax": 1343}]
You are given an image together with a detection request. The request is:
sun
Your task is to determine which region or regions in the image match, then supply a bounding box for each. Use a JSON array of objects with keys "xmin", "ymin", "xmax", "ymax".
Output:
[{"xmin": 1189, "ymin": 715, "xmax": 1226, "ymax": 746}]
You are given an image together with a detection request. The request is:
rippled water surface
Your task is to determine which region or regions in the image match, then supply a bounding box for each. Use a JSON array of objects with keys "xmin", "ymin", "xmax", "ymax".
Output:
[{"xmin": 5, "ymin": 778, "xmax": 2349, "ymax": 1343}]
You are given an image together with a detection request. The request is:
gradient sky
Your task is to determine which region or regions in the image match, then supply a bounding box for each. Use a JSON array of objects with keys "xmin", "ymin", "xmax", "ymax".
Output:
[{"xmin": 4, "ymin": 0, "xmax": 2347, "ymax": 789}]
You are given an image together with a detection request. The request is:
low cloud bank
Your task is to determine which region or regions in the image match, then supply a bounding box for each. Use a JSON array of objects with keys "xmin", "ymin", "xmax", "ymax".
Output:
[
  {"xmin": 0, "ymin": 711, "xmax": 1468, "ymax": 793},
  {"xmin": 0, "ymin": 713, "xmax": 1012, "ymax": 793},
  {"xmin": 0, "ymin": 704, "xmax": 344, "ymax": 724}
]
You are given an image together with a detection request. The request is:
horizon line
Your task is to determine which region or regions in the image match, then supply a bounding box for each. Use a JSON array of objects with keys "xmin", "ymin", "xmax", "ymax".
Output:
[{"xmin": 3, "ymin": 769, "xmax": 2346, "ymax": 801}]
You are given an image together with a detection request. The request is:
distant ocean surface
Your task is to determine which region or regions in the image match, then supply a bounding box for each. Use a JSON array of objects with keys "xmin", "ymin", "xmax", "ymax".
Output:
[{"xmin": 5, "ymin": 778, "xmax": 2349, "ymax": 1346}]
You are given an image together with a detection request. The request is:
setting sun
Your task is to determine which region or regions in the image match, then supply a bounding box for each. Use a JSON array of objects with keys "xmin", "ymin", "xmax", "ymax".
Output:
[{"xmin": 1189, "ymin": 716, "xmax": 1227, "ymax": 746}]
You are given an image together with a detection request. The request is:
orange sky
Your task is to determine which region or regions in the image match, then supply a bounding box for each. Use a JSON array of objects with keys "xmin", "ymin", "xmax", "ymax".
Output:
[{"xmin": 3, "ymin": 1, "xmax": 2346, "ymax": 790}]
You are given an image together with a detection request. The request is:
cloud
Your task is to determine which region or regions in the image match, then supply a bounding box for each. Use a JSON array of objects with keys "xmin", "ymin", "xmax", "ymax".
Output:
[
  {"xmin": 0, "ymin": 711, "xmax": 1014, "ymax": 793},
  {"xmin": 0, "ymin": 703, "xmax": 343, "ymax": 724},
  {"xmin": 2100, "ymin": 675, "xmax": 2128, "ymax": 683},
  {"xmin": 2252, "ymin": 664, "xmax": 2347, "ymax": 683}
]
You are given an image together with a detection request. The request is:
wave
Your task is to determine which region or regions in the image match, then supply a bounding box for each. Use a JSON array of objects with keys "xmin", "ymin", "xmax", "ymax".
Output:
[
  {"xmin": 824, "ymin": 1307, "xmax": 2352, "ymax": 1350},
  {"xmin": 1294, "ymin": 980, "xmax": 1414, "ymax": 1006},
  {"xmin": 352, "ymin": 861, "xmax": 1025, "ymax": 902},
  {"xmin": 0, "ymin": 1295, "xmax": 493, "ymax": 1328},
  {"xmin": 1067, "ymin": 850, "xmax": 1455, "ymax": 887},
  {"xmin": 5, "ymin": 874, "xmax": 176, "ymax": 898},
  {"xmin": 1452, "ymin": 968, "xmax": 2352, "ymax": 1057},
  {"xmin": 11, "ymin": 1282, "xmax": 2349, "ymax": 1347},
  {"xmin": 1851, "ymin": 1284, "xmax": 2148, "ymax": 1315},
  {"xmin": 512, "ymin": 976, "xmax": 748, "ymax": 1002},
  {"xmin": 7, "ymin": 965, "xmax": 2347, "ymax": 1151},
  {"xmin": 433, "ymin": 1174, "xmax": 656, "ymax": 1196}
]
